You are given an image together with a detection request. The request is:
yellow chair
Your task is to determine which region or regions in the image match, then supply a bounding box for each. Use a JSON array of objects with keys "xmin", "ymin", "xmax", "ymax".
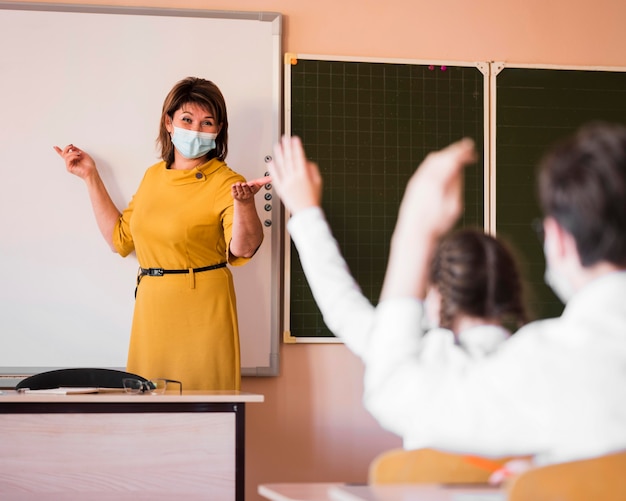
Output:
[
  {"xmin": 506, "ymin": 450, "xmax": 626, "ymax": 501},
  {"xmin": 369, "ymin": 448, "xmax": 520, "ymax": 484}
]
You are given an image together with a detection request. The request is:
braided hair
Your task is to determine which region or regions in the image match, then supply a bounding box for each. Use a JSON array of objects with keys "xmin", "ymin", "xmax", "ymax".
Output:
[{"xmin": 429, "ymin": 228, "xmax": 528, "ymax": 332}]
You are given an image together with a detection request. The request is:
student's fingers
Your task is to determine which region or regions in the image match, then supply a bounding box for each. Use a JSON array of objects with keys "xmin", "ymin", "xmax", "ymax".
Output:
[
  {"xmin": 448, "ymin": 137, "xmax": 476, "ymax": 158},
  {"xmin": 267, "ymin": 136, "xmax": 322, "ymax": 213},
  {"xmin": 269, "ymin": 135, "xmax": 301, "ymax": 186},
  {"xmin": 439, "ymin": 139, "xmax": 474, "ymax": 200},
  {"xmin": 276, "ymin": 135, "xmax": 306, "ymax": 175},
  {"xmin": 409, "ymin": 137, "xmax": 476, "ymax": 194},
  {"xmin": 280, "ymin": 135, "xmax": 295, "ymax": 174},
  {"xmin": 436, "ymin": 137, "xmax": 475, "ymax": 157},
  {"xmin": 305, "ymin": 160, "xmax": 322, "ymax": 190},
  {"xmin": 437, "ymin": 138, "xmax": 476, "ymax": 174},
  {"xmin": 270, "ymin": 140, "xmax": 286, "ymax": 179},
  {"xmin": 289, "ymin": 136, "xmax": 308, "ymax": 173},
  {"xmin": 266, "ymin": 158, "xmax": 280, "ymax": 190}
]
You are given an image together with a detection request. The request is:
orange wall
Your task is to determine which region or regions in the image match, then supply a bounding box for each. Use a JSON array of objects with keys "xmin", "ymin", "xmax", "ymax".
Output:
[
  {"xmin": 13, "ymin": 0, "xmax": 626, "ymax": 499},
  {"xmin": 20, "ymin": 0, "xmax": 626, "ymax": 66}
]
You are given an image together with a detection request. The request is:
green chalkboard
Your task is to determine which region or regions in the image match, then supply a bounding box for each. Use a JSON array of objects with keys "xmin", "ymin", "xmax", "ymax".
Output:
[
  {"xmin": 287, "ymin": 57, "xmax": 487, "ymax": 339},
  {"xmin": 495, "ymin": 66, "xmax": 626, "ymax": 320}
]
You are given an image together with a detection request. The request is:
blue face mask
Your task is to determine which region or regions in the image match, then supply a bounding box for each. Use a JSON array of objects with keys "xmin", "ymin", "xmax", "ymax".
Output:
[{"xmin": 171, "ymin": 126, "xmax": 217, "ymax": 159}]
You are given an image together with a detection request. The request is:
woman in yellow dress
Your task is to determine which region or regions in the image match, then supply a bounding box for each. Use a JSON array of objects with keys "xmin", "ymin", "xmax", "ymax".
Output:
[{"xmin": 54, "ymin": 77, "xmax": 266, "ymax": 390}]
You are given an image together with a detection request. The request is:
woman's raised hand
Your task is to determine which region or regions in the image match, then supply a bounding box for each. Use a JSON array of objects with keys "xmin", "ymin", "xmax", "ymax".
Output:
[{"xmin": 53, "ymin": 144, "xmax": 97, "ymax": 180}]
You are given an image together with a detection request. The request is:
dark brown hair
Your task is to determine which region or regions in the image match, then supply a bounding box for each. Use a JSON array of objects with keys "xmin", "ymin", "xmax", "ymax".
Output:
[
  {"xmin": 429, "ymin": 228, "xmax": 528, "ymax": 331},
  {"xmin": 538, "ymin": 121, "xmax": 626, "ymax": 267},
  {"xmin": 157, "ymin": 77, "xmax": 229, "ymax": 167}
]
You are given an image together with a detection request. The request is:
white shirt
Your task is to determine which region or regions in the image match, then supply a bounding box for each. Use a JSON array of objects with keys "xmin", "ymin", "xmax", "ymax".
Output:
[{"xmin": 288, "ymin": 207, "xmax": 626, "ymax": 465}]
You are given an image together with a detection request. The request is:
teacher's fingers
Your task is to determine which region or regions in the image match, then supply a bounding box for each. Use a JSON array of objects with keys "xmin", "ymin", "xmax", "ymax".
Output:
[
  {"xmin": 53, "ymin": 146, "xmax": 63, "ymax": 156},
  {"xmin": 247, "ymin": 175, "xmax": 272, "ymax": 187},
  {"xmin": 53, "ymin": 144, "xmax": 82, "ymax": 158}
]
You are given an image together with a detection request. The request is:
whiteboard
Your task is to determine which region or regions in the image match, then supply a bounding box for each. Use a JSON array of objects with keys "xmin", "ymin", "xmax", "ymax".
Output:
[{"xmin": 0, "ymin": 2, "xmax": 282, "ymax": 381}]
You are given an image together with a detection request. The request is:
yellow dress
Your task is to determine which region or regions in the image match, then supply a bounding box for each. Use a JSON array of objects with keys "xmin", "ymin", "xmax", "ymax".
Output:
[{"xmin": 112, "ymin": 158, "xmax": 250, "ymax": 390}]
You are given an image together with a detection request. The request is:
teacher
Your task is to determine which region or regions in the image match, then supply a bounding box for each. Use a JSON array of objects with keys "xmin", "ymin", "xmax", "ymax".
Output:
[{"xmin": 54, "ymin": 77, "xmax": 266, "ymax": 391}]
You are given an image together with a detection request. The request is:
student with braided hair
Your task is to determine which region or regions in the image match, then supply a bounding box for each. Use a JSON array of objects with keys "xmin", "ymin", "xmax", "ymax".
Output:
[{"xmin": 424, "ymin": 229, "xmax": 528, "ymax": 357}]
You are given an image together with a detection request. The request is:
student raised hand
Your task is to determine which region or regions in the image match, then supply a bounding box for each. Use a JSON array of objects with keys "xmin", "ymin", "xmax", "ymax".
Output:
[
  {"xmin": 397, "ymin": 137, "xmax": 477, "ymax": 239},
  {"xmin": 381, "ymin": 138, "xmax": 477, "ymax": 301},
  {"xmin": 267, "ymin": 136, "xmax": 322, "ymax": 215}
]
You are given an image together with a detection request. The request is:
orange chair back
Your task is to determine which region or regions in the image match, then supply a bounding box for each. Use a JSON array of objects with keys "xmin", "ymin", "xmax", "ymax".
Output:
[{"xmin": 507, "ymin": 450, "xmax": 626, "ymax": 501}]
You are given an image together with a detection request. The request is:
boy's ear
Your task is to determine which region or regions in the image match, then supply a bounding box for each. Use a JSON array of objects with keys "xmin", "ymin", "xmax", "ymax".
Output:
[
  {"xmin": 543, "ymin": 217, "xmax": 562, "ymax": 258},
  {"xmin": 544, "ymin": 217, "xmax": 578, "ymax": 262}
]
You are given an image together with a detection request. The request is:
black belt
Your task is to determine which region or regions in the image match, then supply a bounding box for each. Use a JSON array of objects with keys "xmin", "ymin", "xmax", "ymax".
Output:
[{"xmin": 135, "ymin": 262, "xmax": 227, "ymax": 298}]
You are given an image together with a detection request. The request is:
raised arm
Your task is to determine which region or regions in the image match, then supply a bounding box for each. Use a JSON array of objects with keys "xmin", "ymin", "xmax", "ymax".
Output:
[
  {"xmin": 268, "ymin": 136, "xmax": 375, "ymax": 356},
  {"xmin": 53, "ymin": 144, "xmax": 121, "ymax": 251},
  {"xmin": 267, "ymin": 136, "xmax": 322, "ymax": 214},
  {"xmin": 363, "ymin": 138, "xmax": 488, "ymax": 443},
  {"xmin": 380, "ymin": 138, "xmax": 477, "ymax": 301}
]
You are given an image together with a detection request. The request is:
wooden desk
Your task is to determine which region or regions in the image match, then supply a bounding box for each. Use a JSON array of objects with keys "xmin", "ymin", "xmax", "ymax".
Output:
[
  {"xmin": 0, "ymin": 390, "xmax": 263, "ymax": 501},
  {"xmin": 259, "ymin": 483, "xmax": 505, "ymax": 501}
]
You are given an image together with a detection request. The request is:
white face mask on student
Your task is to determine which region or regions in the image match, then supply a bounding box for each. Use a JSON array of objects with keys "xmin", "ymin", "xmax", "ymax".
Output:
[
  {"xmin": 171, "ymin": 126, "xmax": 217, "ymax": 159},
  {"xmin": 543, "ymin": 241, "xmax": 575, "ymax": 304}
]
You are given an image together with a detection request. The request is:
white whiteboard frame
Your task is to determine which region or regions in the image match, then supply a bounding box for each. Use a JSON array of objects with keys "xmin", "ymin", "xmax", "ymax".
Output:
[
  {"xmin": 0, "ymin": 2, "xmax": 282, "ymax": 384},
  {"xmin": 283, "ymin": 53, "xmax": 489, "ymax": 343}
]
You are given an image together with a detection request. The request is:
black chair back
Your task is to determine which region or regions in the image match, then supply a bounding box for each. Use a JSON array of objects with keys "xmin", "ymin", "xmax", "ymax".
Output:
[{"xmin": 15, "ymin": 368, "xmax": 150, "ymax": 391}]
